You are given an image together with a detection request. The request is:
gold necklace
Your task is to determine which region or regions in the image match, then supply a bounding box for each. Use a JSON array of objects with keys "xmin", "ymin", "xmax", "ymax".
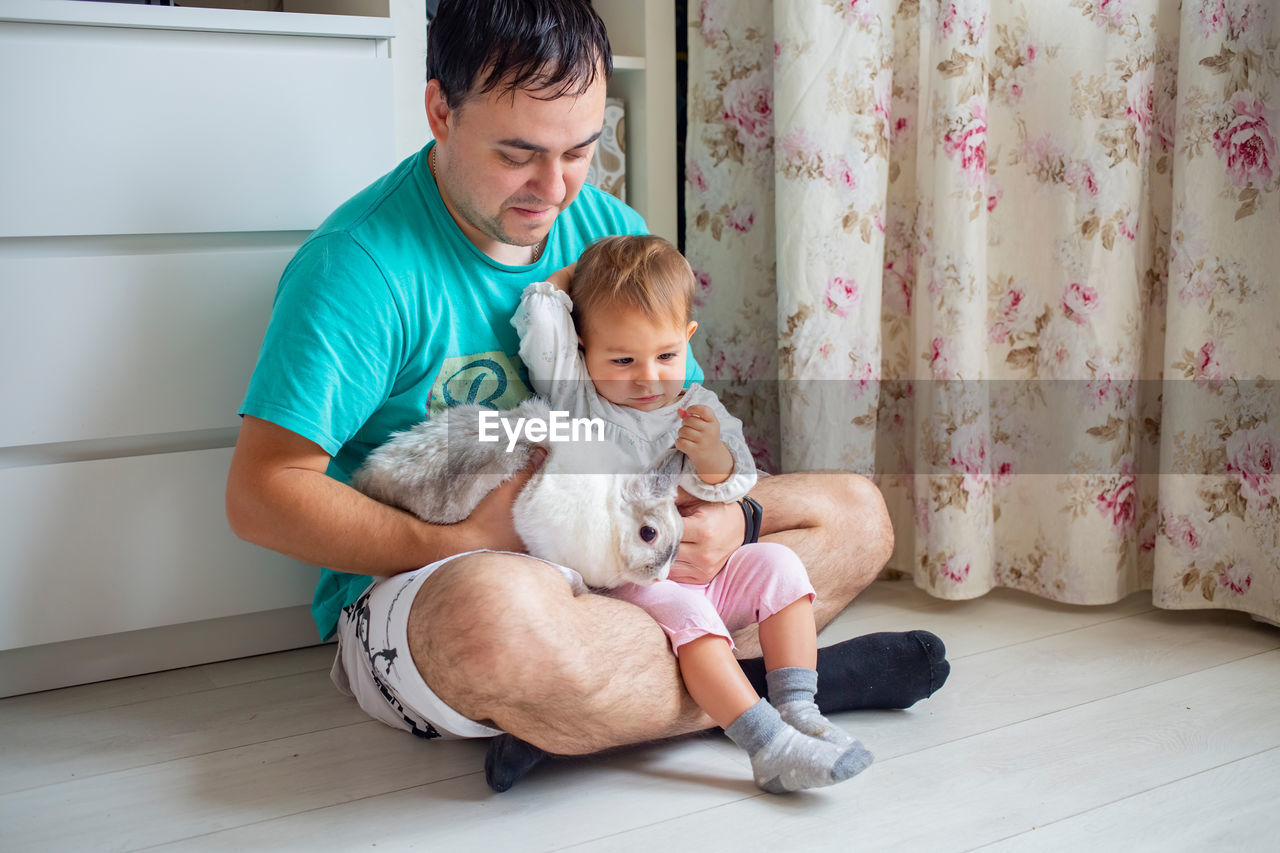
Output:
[{"xmin": 430, "ymin": 145, "xmax": 547, "ymax": 265}]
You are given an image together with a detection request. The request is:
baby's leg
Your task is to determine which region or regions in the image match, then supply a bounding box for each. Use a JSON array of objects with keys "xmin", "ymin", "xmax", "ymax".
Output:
[
  {"xmin": 609, "ymin": 581, "xmax": 749, "ymax": 724},
  {"xmin": 612, "ymin": 581, "xmax": 868, "ymax": 793},
  {"xmin": 681, "ymin": 634, "xmax": 869, "ymax": 793},
  {"xmin": 712, "ymin": 543, "xmax": 874, "ymax": 760}
]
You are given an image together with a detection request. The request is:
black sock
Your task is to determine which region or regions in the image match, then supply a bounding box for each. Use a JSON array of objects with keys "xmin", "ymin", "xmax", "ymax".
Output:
[
  {"xmin": 484, "ymin": 733, "xmax": 549, "ymax": 793},
  {"xmin": 739, "ymin": 630, "xmax": 950, "ymax": 712}
]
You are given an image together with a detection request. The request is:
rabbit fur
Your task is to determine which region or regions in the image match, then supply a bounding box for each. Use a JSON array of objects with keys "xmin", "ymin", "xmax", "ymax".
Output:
[{"xmin": 351, "ymin": 397, "xmax": 684, "ymax": 589}]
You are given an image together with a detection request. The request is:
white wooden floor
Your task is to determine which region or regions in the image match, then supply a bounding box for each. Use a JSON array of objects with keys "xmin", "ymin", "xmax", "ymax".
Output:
[{"xmin": 2, "ymin": 579, "xmax": 1278, "ymax": 852}]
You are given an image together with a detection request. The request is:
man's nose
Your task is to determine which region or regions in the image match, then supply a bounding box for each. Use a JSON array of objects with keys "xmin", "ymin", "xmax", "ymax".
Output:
[{"xmin": 528, "ymin": 159, "xmax": 566, "ymax": 204}]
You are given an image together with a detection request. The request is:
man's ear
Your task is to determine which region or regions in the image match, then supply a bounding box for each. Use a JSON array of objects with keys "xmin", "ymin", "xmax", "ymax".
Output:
[{"xmin": 425, "ymin": 79, "xmax": 452, "ymax": 142}]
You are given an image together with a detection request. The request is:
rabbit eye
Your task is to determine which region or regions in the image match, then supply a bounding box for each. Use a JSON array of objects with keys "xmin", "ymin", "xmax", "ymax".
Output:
[{"xmin": 640, "ymin": 525, "xmax": 657, "ymax": 543}]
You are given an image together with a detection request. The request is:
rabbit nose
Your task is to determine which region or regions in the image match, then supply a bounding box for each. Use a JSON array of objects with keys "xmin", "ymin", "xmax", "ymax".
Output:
[{"xmin": 640, "ymin": 525, "xmax": 657, "ymax": 542}]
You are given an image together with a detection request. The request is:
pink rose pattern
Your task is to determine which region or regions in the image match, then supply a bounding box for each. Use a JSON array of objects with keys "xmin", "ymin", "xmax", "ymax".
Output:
[
  {"xmin": 942, "ymin": 99, "xmax": 988, "ymax": 189},
  {"xmin": 824, "ymin": 276, "xmax": 860, "ymax": 318},
  {"xmin": 1164, "ymin": 517, "xmax": 1201, "ymax": 550},
  {"xmin": 1062, "ymin": 282, "xmax": 1100, "ymax": 325},
  {"xmin": 721, "ymin": 69, "xmax": 774, "ymax": 155},
  {"xmin": 1212, "ymin": 91, "xmax": 1277, "ymax": 189},
  {"xmin": 1225, "ymin": 428, "xmax": 1276, "ymax": 504},
  {"xmin": 1218, "ymin": 559, "xmax": 1253, "ymax": 595},
  {"xmin": 940, "ymin": 554, "xmax": 972, "ymax": 584},
  {"xmin": 687, "ymin": 0, "xmax": 1279, "ymax": 621},
  {"xmin": 1096, "ymin": 460, "xmax": 1139, "ymax": 536}
]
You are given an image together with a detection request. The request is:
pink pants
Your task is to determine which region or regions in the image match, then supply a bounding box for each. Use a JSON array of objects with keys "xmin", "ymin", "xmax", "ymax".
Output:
[{"xmin": 609, "ymin": 541, "xmax": 815, "ymax": 655}]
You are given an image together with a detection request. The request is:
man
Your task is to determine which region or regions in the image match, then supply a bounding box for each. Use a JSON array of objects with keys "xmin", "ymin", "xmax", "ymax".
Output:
[{"xmin": 226, "ymin": 0, "xmax": 947, "ymax": 793}]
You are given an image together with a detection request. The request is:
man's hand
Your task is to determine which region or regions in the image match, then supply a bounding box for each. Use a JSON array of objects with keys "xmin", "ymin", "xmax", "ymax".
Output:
[
  {"xmin": 460, "ymin": 447, "xmax": 548, "ymax": 552},
  {"xmin": 667, "ymin": 490, "xmax": 746, "ymax": 585},
  {"xmin": 547, "ymin": 262, "xmax": 576, "ymax": 292}
]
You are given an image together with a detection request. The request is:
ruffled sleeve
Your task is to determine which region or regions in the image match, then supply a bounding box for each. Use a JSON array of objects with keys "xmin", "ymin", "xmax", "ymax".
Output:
[{"xmin": 510, "ymin": 282, "xmax": 589, "ymax": 405}]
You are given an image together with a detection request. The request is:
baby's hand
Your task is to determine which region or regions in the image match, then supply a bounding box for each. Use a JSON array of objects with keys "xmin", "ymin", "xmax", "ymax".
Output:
[
  {"xmin": 547, "ymin": 262, "xmax": 576, "ymax": 292},
  {"xmin": 677, "ymin": 405, "xmax": 732, "ymax": 484}
]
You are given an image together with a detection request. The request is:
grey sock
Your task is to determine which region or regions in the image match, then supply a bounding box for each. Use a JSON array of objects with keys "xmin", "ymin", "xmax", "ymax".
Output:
[
  {"xmin": 767, "ymin": 667, "xmax": 863, "ymax": 750},
  {"xmin": 724, "ymin": 698, "xmax": 873, "ymax": 794},
  {"xmin": 724, "ymin": 696, "xmax": 787, "ymax": 754}
]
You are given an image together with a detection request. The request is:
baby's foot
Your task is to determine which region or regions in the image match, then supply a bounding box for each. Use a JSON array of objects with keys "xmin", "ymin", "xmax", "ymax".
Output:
[
  {"xmin": 776, "ymin": 699, "xmax": 861, "ymax": 750},
  {"xmin": 725, "ymin": 699, "xmax": 873, "ymax": 794}
]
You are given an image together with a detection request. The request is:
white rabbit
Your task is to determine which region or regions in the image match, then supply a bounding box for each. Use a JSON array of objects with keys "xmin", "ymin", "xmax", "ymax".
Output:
[{"xmin": 351, "ymin": 397, "xmax": 684, "ymax": 589}]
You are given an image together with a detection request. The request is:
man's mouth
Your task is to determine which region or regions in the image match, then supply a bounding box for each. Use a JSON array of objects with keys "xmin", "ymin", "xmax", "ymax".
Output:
[{"xmin": 509, "ymin": 202, "xmax": 553, "ymax": 219}]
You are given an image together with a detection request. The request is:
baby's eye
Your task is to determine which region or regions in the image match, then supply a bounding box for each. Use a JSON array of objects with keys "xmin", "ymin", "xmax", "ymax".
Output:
[
  {"xmin": 611, "ymin": 357, "xmax": 633, "ymax": 366},
  {"xmin": 658, "ymin": 353, "xmax": 678, "ymax": 361}
]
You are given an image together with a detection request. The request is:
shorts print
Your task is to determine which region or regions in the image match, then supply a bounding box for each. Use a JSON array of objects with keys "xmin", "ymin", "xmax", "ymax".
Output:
[
  {"xmin": 342, "ymin": 581, "xmax": 442, "ymax": 739},
  {"xmin": 330, "ymin": 550, "xmax": 585, "ymax": 740}
]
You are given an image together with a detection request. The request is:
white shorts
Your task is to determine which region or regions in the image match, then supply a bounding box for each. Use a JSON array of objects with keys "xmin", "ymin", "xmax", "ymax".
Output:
[{"xmin": 329, "ymin": 550, "xmax": 585, "ymax": 739}]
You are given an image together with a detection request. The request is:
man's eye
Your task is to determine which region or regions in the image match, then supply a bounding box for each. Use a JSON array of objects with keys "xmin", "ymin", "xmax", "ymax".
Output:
[{"xmin": 499, "ymin": 153, "xmax": 531, "ymax": 167}]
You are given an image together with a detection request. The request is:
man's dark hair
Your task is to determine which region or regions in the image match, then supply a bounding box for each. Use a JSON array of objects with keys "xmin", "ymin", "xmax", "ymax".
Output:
[{"xmin": 427, "ymin": 0, "xmax": 613, "ymax": 108}]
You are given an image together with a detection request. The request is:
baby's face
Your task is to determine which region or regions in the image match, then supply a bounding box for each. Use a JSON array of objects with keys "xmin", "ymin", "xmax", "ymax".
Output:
[{"xmin": 580, "ymin": 307, "xmax": 697, "ymax": 411}]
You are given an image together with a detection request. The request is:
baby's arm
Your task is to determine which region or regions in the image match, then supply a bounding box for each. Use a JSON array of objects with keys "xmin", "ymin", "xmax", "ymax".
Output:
[
  {"xmin": 676, "ymin": 406, "xmax": 733, "ymax": 484},
  {"xmin": 676, "ymin": 397, "xmax": 758, "ymax": 503},
  {"xmin": 510, "ymin": 266, "xmax": 588, "ymax": 398}
]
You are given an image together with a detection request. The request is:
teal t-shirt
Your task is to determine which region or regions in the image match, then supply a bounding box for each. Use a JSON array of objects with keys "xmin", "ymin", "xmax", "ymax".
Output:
[{"xmin": 240, "ymin": 142, "xmax": 702, "ymax": 641}]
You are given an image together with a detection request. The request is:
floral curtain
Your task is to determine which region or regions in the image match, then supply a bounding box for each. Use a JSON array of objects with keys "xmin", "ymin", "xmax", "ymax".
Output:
[{"xmin": 685, "ymin": 0, "xmax": 1280, "ymax": 622}]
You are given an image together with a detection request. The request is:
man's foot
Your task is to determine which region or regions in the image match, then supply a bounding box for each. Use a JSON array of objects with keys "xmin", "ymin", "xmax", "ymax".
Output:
[
  {"xmin": 740, "ymin": 630, "xmax": 950, "ymax": 712},
  {"xmin": 484, "ymin": 733, "xmax": 549, "ymax": 793}
]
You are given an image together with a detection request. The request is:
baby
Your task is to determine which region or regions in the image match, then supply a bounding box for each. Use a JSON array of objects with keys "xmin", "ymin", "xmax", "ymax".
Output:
[{"xmin": 512, "ymin": 234, "xmax": 873, "ymax": 793}]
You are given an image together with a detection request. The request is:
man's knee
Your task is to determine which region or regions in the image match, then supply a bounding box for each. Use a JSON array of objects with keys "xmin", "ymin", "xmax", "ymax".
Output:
[
  {"xmin": 787, "ymin": 472, "xmax": 895, "ymax": 563},
  {"xmin": 409, "ymin": 556, "xmax": 558, "ymax": 679},
  {"xmin": 841, "ymin": 473, "xmax": 894, "ymax": 567}
]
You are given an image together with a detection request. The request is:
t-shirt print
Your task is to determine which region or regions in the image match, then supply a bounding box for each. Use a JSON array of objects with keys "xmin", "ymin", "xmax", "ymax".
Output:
[{"xmin": 428, "ymin": 350, "xmax": 532, "ymax": 417}]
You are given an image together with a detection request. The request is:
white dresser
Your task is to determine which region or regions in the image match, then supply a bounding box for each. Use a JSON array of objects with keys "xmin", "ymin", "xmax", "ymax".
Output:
[{"xmin": 0, "ymin": 0, "xmax": 397, "ymax": 695}]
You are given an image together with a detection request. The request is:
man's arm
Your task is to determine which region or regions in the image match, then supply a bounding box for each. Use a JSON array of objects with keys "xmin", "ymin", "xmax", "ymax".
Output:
[{"xmin": 225, "ymin": 415, "xmax": 536, "ymax": 575}]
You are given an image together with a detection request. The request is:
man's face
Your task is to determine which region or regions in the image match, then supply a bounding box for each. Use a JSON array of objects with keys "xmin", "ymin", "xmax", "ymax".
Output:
[{"xmin": 428, "ymin": 71, "xmax": 607, "ymax": 264}]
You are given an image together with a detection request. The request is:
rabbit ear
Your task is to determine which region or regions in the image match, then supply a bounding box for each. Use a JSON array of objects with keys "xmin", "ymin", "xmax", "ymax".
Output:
[{"xmin": 643, "ymin": 448, "xmax": 684, "ymax": 499}]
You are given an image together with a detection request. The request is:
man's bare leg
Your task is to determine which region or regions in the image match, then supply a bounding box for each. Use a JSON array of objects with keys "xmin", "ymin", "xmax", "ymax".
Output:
[{"xmin": 406, "ymin": 551, "xmax": 711, "ymax": 755}]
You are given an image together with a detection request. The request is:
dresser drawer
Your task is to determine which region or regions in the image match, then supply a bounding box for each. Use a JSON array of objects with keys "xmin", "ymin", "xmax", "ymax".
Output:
[
  {"xmin": 0, "ymin": 447, "xmax": 320, "ymax": 650},
  {"xmin": 0, "ymin": 241, "xmax": 300, "ymax": 448},
  {"xmin": 0, "ymin": 19, "xmax": 394, "ymax": 237}
]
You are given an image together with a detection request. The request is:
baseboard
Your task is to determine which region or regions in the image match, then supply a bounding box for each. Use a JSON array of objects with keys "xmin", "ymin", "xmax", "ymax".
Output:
[{"xmin": 0, "ymin": 604, "xmax": 326, "ymax": 698}]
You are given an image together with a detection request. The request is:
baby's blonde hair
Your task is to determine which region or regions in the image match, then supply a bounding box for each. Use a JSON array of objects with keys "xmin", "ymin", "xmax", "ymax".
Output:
[{"xmin": 570, "ymin": 235, "xmax": 695, "ymax": 338}]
